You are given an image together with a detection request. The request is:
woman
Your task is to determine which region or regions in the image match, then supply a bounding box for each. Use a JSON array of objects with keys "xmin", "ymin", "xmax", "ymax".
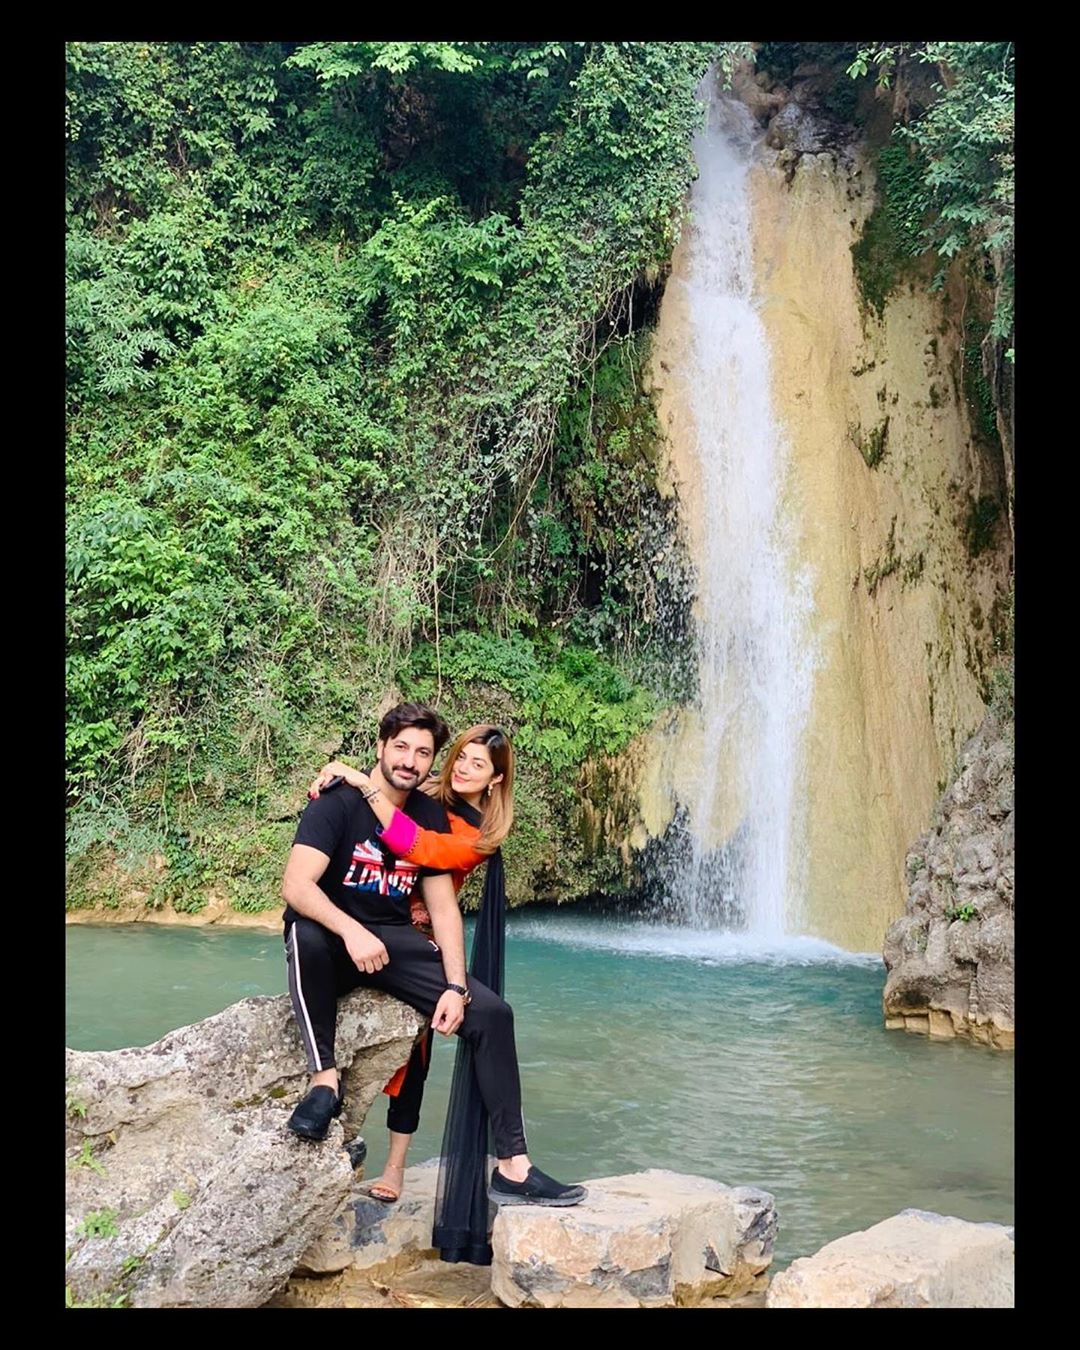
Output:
[{"xmin": 307, "ymin": 725, "xmax": 512, "ymax": 1208}]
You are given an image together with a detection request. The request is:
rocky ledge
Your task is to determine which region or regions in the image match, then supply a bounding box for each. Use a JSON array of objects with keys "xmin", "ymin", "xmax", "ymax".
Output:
[
  {"xmin": 883, "ymin": 710, "xmax": 1014, "ymax": 1048},
  {"xmin": 284, "ymin": 1160, "xmax": 1012, "ymax": 1310},
  {"xmin": 65, "ymin": 990, "xmax": 424, "ymax": 1308},
  {"xmin": 767, "ymin": 1210, "xmax": 1014, "ymax": 1308},
  {"xmin": 291, "ymin": 1160, "xmax": 776, "ymax": 1309}
]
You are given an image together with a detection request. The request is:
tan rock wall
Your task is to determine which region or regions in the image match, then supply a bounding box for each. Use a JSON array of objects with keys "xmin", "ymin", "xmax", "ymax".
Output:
[{"xmin": 646, "ymin": 143, "xmax": 1010, "ymax": 951}]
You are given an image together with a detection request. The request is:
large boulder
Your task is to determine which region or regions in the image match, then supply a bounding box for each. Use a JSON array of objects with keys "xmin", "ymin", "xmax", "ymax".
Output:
[
  {"xmin": 490, "ymin": 1170, "xmax": 776, "ymax": 1308},
  {"xmin": 883, "ymin": 711, "xmax": 1014, "ymax": 1047},
  {"xmin": 65, "ymin": 990, "xmax": 424, "ymax": 1308},
  {"xmin": 766, "ymin": 1210, "xmax": 1014, "ymax": 1308}
]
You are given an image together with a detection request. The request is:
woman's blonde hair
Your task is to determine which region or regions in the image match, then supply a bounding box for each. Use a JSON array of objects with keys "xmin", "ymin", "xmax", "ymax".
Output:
[{"xmin": 432, "ymin": 725, "xmax": 514, "ymax": 853}]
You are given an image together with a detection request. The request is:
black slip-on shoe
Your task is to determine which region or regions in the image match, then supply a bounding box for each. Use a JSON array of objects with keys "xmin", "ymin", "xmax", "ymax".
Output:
[
  {"xmin": 287, "ymin": 1085, "xmax": 344, "ymax": 1141},
  {"xmin": 488, "ymin": 1165, "xmax": 587, "ymax": 1207}
]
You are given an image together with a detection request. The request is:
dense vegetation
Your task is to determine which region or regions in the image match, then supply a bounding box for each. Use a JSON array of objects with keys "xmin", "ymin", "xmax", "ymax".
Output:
[
  {"xmin": 847, "ymin": 43, "xmax": 1013, "ymax": 349},
  {"xmin": 66, "ymin": 40, "xmax": 1013, "ymax": 916},
  {"xmin": 66, "ymin": 41, "xmax": 747, "ymax": 912}
]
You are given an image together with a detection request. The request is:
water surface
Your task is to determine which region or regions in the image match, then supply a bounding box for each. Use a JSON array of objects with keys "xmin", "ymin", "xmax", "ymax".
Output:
[{"xmin": 66, "ymin": 912, "xmax": 1013, "ymax": 1268}]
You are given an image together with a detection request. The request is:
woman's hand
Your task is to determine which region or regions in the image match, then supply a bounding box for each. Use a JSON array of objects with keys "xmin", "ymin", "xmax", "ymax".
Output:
[{"xmin": 308, "ymin": 760, "xmax": 371, "ymax": 799}]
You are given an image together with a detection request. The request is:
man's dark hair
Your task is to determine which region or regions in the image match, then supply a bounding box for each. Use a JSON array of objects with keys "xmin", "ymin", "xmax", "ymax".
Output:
[{"xmin": 378, "ymin": 702, "xmax": 450, "ymax": 753}]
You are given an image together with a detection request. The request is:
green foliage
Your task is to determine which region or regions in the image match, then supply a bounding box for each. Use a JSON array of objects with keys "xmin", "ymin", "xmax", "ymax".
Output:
[
  {"xmin": 287, "ymin": 41, "xmax": 487, "ymax": 81},
  {"xmin": 66, "ymin": 1285, "xmax": 130, "ymax": 1309},
  {"xmin": 65, "ymin": 41, "xmax": 756, "ymax": 909},
  {"xmin": 989, "ymin": 664, "xmax": 1013, "ymax": 721},
  {"xmin": 75, "ymin": 1140, "xmax": 108, "ymax": 1177},
  {"xmin": 963, "ymin": 312, "xmax": 1002, "ymax": 449},
  {"xmin": 847, "ymin": 43, "xmax": 1014, "ymax": 341},
  {"xmin": 171, "ymin": 1189, "xmax": 192, "ymax": 1210},
  {"xmin": 77, "ymin": 1208, "xmax": 119, "ymax": 1240},
  {"xmin": 863, "ymin": 519, "xmax": 900, "ymax": 596},
  {"xmin": 944, "ymin": 902, "xmax": 978, "ymax": 923},
  {"xmin": 851, "ymin": 416, "xmax": 890, "ymax": 468},
  {"xmin": 520, "ymin": 649, "xmax": 656, "ymax": 779},
  {"xmin": 851, "ymin": 144, "xmax": 927, "ymax": 319},
  {"xmin": 963, "ymin": 495, "xmax": 1000, "ymax": 558},
  {"xmin": 987, "ymin": 583, "xmax": 1014, "ymax": 722},
  {"xmin": 402, "ymin": 633, "xmax": 655, "ymax": 782}
]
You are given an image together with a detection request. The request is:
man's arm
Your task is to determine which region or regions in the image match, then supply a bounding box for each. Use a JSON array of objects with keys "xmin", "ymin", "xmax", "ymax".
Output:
[
  {"xmin": 282, "ymin": 844, "xmax": 390, "ymax": 975},
  {"xmin": 422, "ymin": 870, "xmax": 469, "ymax": 1035}
]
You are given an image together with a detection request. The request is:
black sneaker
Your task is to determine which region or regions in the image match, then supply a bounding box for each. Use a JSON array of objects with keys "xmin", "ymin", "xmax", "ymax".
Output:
[
  {"xmin": 287, "ymin": 1085, "xmax": 344, "ymax": 1141},
  {"xmin": 488, "ymin": 1165, "xmax": 587, "ymax": 1207}
]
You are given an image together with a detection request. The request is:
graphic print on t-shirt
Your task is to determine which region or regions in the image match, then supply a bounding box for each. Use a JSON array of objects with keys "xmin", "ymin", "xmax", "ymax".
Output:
[{"xmin": 342, "ymin": 838, "xmax": 421, "ymax": 901}]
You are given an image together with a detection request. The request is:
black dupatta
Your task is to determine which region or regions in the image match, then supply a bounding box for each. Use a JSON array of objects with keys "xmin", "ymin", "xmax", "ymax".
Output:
[{"xmin": 431, "ymin": 798, "xmax": 506, "ymax": 1265}]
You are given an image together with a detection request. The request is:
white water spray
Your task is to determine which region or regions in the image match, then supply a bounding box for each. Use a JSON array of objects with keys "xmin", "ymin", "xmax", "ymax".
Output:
[{"xmin": 658, "ymin": 88, "xmax": 816, "ymax": 939}]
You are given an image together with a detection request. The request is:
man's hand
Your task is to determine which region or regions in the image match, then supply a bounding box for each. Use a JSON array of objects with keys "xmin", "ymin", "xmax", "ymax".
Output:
[
  {"xmin": 432, "ymin": 989, "xmax": 466, "ymax": 1037},
  {"xmin": 343, "ymin": 924, "xmax": 389, "ymax": 975}
]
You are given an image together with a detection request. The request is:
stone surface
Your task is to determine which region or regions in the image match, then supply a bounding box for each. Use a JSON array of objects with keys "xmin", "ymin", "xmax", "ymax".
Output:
[
  {"xmin": 65, "ymin": 989, "xmax": 423, "ymax": 1308},
  {"xmin": 883, "ymin": 711, "xmax": 1014, "ymax": 1046},
  {"xmin": 271, "ymin": 1257, "xmax": 501, "ymax": 1310},
  {"xmin": 766, "ymin": 1209, "xmax": 1014, "ymax": 1308},
  {"xmin": 490, "ymin": 1169, "xmax": 776, "ymax": 1308},
  {"xmin": 273, "ymin": 1261, "xmax": 769, "ymax": 1311},
  {"xmin": 288, "ymin": 1164, "xmax": 775, "ymax": 1310},
  {"xmin": 296, "ymin": 1157, "xmax": 442, "ymax": 1277},
  {"xmin": 765, "ymin": 101, "xmax": 829, "ymax": 154},
  {"xmin": 730, "ymin": 59, "xmax": 787, "ymax": 125}
]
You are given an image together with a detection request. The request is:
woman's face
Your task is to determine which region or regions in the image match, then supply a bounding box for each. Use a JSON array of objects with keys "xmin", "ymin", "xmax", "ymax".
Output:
[{"xmin": 450, "ymin": 740, "xmax": 502, "ymax": 796}]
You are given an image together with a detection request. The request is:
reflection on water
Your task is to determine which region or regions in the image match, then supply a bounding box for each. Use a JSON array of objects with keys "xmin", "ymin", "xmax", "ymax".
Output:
[{"xmin": 66, "ymin": 912, "xmax": 1013, "ymax": 1268}]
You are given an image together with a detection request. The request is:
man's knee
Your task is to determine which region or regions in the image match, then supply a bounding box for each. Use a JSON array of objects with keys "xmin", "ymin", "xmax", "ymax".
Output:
[{"xmin": 466, "ymin": 990, "xmax": 514, "ymax": 1033}]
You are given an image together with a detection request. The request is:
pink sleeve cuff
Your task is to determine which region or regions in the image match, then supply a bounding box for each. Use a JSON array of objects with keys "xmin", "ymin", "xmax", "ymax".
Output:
[{"xmin": 379, "ymin": 809, "xmax": 418, "ymax": 857}]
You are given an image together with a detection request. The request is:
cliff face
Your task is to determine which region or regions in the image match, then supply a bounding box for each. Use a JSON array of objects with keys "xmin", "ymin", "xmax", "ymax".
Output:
[
  {"xmin": 637, "ymin": 78, "xmax": 1012, "ymax": 952},
  {"xmin": 882, "ymin": 710, "xmax": 1013, "ymax": 1047},
  {"xmin": 750, "ymin": 150, "xmax": 1009, "ymax": 951}
]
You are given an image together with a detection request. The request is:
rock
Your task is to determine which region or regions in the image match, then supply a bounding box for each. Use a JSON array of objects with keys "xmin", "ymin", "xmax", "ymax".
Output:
[
  {"xmin": 66, "ymin": 989, "xmax": 424, "ymax": 1308},
  {"xmin": 273, "ymin": 1255, "xmax": 501, "ymax": 1309},
  {"xmin": 766, "ymin": 1210, "xmax": 1014, "ymax": 1308},
  {"xmin": 490, "ymin": 1170, "xmax": 776, "ymax": 1308},
  {"xmin": 730, "ymin": 60, "xmax": 786, "ymax": 125},
  {"xmin": 765, "ymin": 102, "xmax": 828, "ymax": 154},
  {"xmin": 883, "ymin": 712, "xmax": 1013, "ymax": 1044},
  {"xmin": 296, "ymin": 1158, "xmax": 441, "ymax": 1277}
]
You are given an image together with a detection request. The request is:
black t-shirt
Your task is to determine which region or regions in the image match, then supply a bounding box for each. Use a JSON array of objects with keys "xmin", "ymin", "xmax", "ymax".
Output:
[{"xmin": 284, "ymin": 782, "xmax": 452, "ymax": 929}]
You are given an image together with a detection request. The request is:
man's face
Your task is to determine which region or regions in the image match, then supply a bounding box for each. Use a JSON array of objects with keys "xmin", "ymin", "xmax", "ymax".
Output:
[{"xmin": 376, "ymin": 727, "xmax": 437, "ymax": 791}]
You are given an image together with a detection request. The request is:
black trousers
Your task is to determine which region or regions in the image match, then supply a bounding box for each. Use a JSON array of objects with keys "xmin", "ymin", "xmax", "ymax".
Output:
[
  {"xmin": 284, "ymin": 916, "xmax": 527, "ymax": 1158},
  {"xmin": 386, "ymin": 1029, "xmax": 433, "ymax": 1136}
]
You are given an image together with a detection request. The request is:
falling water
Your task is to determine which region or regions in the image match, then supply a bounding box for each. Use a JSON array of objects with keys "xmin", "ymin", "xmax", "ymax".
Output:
[{"xmin": 656, "ymin": 87, "xmax": 815, "ymax": 938}]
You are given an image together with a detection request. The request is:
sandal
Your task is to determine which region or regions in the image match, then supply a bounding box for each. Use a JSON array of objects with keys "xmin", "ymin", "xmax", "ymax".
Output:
[{"xmin": 365, "ymin": 1161, "xmax": 405, "ymax": 1204}]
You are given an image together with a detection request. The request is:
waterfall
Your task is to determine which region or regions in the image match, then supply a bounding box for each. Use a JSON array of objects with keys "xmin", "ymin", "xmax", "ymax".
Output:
[{"xmin": 654, "ymin": 87, "xmax": 816, "ymax": 938}]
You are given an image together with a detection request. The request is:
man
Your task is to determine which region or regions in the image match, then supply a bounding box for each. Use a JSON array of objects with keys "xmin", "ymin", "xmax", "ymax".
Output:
[{"xmin": 282, "ymin": 701, "xmax": 585, "ymax": 1207}]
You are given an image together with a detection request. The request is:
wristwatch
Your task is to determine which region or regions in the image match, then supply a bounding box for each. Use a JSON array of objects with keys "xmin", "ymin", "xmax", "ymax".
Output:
[{"xmin": 446, "ymin": 983, "xmax": 472, "ymax": 1005}]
